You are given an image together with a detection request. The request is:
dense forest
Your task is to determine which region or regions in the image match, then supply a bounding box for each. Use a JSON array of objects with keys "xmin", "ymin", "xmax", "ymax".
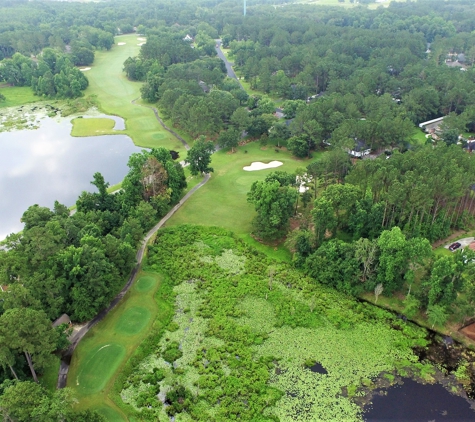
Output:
[{"xmin": 1, "ymin": 0, "xmax": 475, "ymax": 419}]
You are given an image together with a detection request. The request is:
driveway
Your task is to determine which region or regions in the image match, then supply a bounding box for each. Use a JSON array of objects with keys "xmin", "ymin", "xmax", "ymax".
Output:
[
  {"xmin": 444, "ymin": 237, "xmax": 475, "ymax": 250},
  {"xmin": 215, "ymin": 39, "xmax": 243, "ymax": 89}
]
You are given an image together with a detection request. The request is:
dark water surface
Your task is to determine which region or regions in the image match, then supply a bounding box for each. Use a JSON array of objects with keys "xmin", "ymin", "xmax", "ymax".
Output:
[
  {"xmin": 309, "ymin": 362, "xmax": 328, "ymax": 374},
  {"xmin": 0, "ymin": 116, "xmax": 143, "ymax": 239},
  {"xmin": 364, "ymin": 378, "xmax": 475, "ymax": 421}
]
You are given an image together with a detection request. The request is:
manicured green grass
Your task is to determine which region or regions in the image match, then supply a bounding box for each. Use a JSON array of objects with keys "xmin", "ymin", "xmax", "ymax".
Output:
[
  {"xmin": 412, "ymin": 128, "xmax": 430, "ymax": 145},
  {"xmin": 96, "ymin": 404, "xmax": 128, "ymax": 422},
  {"xmin": 70, "ymin": 117, "xmax": 116, "ymax": 137},
  {"xmin": 107, "ymin": 182, "xmax": 122, "ymax": 193},
  {"xmin": 68, "ymin": 272, "xmax": 161, "ymax": 417},
  {"xmin": 165, "ymin": 142, "xmax": 314, "ymax": 235},
  {"xmin": 434, "ymin": 247, "xmax": 452, "ymax": 257},
  {"xmin": 82, "ymin": 34, "xmax": 182, "ymax": 152},
  {"xmin": 134, "ymin": 275, "xmax": 155, "ymax": 292},
  {"xmin": 239, "ymin": 233, "xmax": 292, "ymax": 262},
  {"xmin": 76, "ymin": 343, "xmax": 126, "ymax": 394},
  {"xmin": 0, "ymin": 86, "xmax": 39, "ymax": 108},
  {"xmin": 115, "ymin": 307, "xmax": 151, "ymax": 335}
]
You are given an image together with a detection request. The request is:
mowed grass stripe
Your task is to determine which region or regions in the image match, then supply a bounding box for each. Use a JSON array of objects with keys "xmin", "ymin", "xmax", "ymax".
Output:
[
  {"xmin": 68, "ymin": 273, "xmax": 160, "ymax": 417},
  {"xmin": 82, "ymin": 34, "xmax": 181, "ymax": 151},
  {"xmin": 116, "ymin": 306, "xmax": 151, "ymax": 335},
  {"xmin": 75, "ymin": 343, "xmax": 126, "ymax": 394}
]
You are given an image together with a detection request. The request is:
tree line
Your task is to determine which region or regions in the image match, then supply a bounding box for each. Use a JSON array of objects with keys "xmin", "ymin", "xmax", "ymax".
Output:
[
  {"xmin": 0, "ymin": 148, "xmax": 186, "ymax": 408},
  {"xmin": 0, "ymin": 48, "xmax": 89, "ymax": 98},
  {"xmin": 247, "ymin": 143, "xmax": 475, "ymax": 329}
]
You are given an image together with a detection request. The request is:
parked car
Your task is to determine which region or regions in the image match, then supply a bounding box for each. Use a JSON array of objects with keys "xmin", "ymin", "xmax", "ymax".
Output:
[{"xmin": 449, "ymin": 242, "xmax": 462, "ymax": 251}]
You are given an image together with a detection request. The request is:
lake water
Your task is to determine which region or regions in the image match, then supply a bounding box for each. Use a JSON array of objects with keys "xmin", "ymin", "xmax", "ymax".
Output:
[
  {"xmin": 0, "ymin": 115, "xmax": 144, "ymax": 240},
  {"xmin": 364, "ymin": 378, "xmax": 475, "ymax": 421}
]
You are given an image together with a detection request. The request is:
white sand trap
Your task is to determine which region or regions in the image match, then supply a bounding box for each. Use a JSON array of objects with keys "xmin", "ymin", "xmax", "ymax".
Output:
[
  {"xmin": 137, "ymin": 42, "xmax": 145, "ymax": 46},
  {"xmin": 79, "ymin": 67, "xmax": 91, "ymax": 71},
  {"xmin": 137, "ymin": 37, "xmax": 146, "ymax": 41},
  {"xmin": 117, "ymin": 42, "xmax": 126, "ymax": 46},
  {"xmin": 243, "ymin": 161, "xmax": 283, "ymax": 171}
]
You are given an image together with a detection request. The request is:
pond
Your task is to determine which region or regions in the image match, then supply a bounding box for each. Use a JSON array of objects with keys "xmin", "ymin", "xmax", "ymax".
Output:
[
  {"xmin": 0, "ymin": 114, "xmax": 143, "ymax": 240},
  {"xmin": 363, "ymin": 378, "xmax": 475, "ymax": 421}
]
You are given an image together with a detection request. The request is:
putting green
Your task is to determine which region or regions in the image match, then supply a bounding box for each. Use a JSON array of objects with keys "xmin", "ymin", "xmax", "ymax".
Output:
[
  {"xmin": 115, "ymin": 306, "xmax": 151, "ymax": 335},
  {"xmin": 75, "ymin": 343, "xmax": 126, "ymax": 394},
  {"xmin": 135, "ymin": 275, "xmax": 156, "ymax": 293}
]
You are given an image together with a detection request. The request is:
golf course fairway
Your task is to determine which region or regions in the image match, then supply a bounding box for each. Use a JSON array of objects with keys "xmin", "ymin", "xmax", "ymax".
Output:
[
  {"xmin": 67, "ymin": 273, "xmax": 161, "ymax": 419},
  {"xmin": 166, "ymin": 142, "xmax": 321, "ymax": 235},
  {"xmin": 80, "ymin": 34, "xmax": 182, "ymax": 151}
]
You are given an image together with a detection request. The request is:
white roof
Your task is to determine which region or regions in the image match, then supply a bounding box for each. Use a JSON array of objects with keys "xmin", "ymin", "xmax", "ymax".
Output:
[{"xmin": 418, "ymin": 117, "xmax": 444, "ymax": 128}]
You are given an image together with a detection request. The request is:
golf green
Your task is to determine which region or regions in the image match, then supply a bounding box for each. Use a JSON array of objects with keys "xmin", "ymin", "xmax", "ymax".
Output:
[
  {"xmin": 75, "ymin": 343, "xmax": 126, "ymax": 394},
  {"xmin": 115, "ymin": 306, "xmax": 151, "ymax": 335},
  {"xmin": 134, "ymin": 275, "xmax": 156, "ymax": 293}
]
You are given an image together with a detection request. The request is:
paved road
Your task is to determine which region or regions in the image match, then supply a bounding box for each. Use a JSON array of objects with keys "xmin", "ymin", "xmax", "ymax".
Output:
[
  {"xmin": 215, "ymin": 39, "xmax": 243, "ymax": 90},
  {"xmin": 215, "ymin": 40, "xmax": 285, "ymax": 118}
]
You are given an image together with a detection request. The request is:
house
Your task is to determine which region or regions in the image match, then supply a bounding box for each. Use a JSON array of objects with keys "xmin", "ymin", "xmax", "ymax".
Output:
[
  {"xmin": 466, "ymin": 139, "xmax": 475, "ymax": 153},
  {"xmin": 198, "ymin": 80, "xmax": 210, "ymax": 93},
  {"xmin": 347, "ymin": 139, "xmax": 371, "ymax": 158},
  {"xmin": 419, "ymin": 117, "xmax": 444, "ymax": 133},
  {"xmin": 53, "ymin": 313, "xmax": 72, "ymax": 328},
  {"xmin": 183, "ymin": 34, "xmax": 193, "ymax": 42}
]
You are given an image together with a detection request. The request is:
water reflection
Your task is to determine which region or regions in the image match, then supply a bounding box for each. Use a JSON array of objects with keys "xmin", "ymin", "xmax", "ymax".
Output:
[
  {"xmin": 0, "ymin": 116, "xmax": 143, "ymax": 240},
  {"xmin": 364, "ymin": 378, "xmax": 475, "ymax": 421}
]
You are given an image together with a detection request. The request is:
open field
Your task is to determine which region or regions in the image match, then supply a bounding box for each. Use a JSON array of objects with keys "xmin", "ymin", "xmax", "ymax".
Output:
[
  {"xmin": 67, "ymin": 272, "xmax": 162, "ymax": 418},
  {"xmin": 0, "ymin": 86, "xmax": 39, "ymax": 108},
  {"xmin": 166, "ymin": 141, "xmax": 319, "ymax": 235},
  {"xmin": 82, "ymin": 34, "xmax": 181, "ymax": 151}
]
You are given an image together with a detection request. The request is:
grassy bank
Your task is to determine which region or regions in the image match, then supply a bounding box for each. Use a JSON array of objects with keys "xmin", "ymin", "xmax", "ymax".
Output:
[
  {"xmin": 81, "ymin": 34, "xmax": 181, "ymax": 151},
  {"xmin": 67, "ymin": 272, "xmax": 162, "ymax": 419},
  {"xmin": 0, "ymin": 86, "xmax": 39, "ymax": 108}
]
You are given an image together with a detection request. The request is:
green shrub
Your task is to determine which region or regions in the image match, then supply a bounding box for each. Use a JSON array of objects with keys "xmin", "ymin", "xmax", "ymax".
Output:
[{"xmin": 162, "ymin": 341, "xmax": 183, "ymax": 363}]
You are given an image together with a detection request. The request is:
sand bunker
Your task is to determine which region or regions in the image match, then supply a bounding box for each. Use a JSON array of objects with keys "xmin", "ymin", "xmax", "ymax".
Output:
[
  {"xmin": 137, "ymin": 37, "xmax": 146, "ymax": 41},
  {"xmin": 79, "ymin": 67, "xmax": 91, "ymax": 71},
  {"xmin": 137, "ymin": 42, "xmax": 145, "ymax": 46},
  {"xmin": 243, "ymin": 161, "xmax": 283, "ymax": 171},
  {"xmin": 117, "ymin": 42, "xmax": 126, "ymax": 46}
]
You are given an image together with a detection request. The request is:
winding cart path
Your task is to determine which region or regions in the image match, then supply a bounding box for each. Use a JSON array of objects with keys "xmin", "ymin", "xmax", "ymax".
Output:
[{"xmin": 57, "ymin": 102, "xmax": 209, "ymax": 388}]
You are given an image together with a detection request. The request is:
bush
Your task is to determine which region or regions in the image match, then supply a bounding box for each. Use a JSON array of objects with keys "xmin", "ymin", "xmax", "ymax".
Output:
[{"xmin": 162, "ymin": 341, "xmax": 183, "ymax": 363}]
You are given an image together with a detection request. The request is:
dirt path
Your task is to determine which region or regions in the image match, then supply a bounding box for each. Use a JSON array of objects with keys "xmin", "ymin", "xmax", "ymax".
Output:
[{"xmin": 131, "ymin": 97, "xmax": 190, "ymax": 150}]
